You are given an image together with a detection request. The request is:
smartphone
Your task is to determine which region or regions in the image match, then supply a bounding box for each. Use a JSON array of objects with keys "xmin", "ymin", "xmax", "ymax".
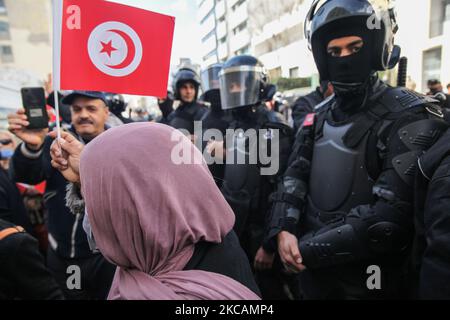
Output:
[{"xmin": 21, "ymin": 87, "xmax": 49, "ymax": 129}]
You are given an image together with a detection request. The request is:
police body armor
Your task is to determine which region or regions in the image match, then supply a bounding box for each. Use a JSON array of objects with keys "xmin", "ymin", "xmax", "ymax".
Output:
[
  {"xmin": 221, "ymin": 106, "xmax": 292, "ymax": 257},
  {"xmin": 267, "ymin": 83, "xmax": 449, "ymax": 299},
  {"xmin": 221, "ymin": 130, "xmax": 262, "ymax": 238},
  {"xmin": 300, "ymin": 87, "xmax": 448, "ymax": 299},
  {"xmin": 302, "ymin": 119, "xmax": 375, "ymax": 233}
]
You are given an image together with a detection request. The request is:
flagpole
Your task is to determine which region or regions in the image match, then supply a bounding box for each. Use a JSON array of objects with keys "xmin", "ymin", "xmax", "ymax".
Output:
[
  {"xmin": 52, "ymin": 0, "xmax": 63, "ymax": 142},
  {"xmin": 53, "ymin": 91, "xmax": 62, "ymax": 141}
]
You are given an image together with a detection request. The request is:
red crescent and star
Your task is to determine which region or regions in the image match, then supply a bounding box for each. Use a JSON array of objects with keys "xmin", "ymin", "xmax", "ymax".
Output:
[
  {"xmin": 100, "ymin": 40, "xmax": 117, "ymax": 58},
  {"xmin": 99, "ymin": 29, "xmax": 136, "ymax": 69}
]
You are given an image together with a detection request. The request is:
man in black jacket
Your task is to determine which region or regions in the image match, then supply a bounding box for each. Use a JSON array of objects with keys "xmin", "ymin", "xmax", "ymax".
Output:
[
  {"xmin": 0, "ymin": 218, "xmax": 64, "ymax": 300},
  {"xmin": 166, "ymin": 68, "xmax": 208, "ymax": 137},
  {"xmin": 7, "ymin": 91, "xmax": 115, "ymax": 299}
]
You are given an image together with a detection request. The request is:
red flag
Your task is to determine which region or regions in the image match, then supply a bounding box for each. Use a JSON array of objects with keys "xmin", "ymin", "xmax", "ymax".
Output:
[{"xmin": 55, "ymin": 0, "xmax": 175, "ymax": 96}]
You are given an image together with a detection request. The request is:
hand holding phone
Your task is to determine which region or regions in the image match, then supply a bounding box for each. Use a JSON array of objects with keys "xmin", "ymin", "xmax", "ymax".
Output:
[
  {"xmin": 21, "ymin": 87, "xmax": 49, "ymax": 130},
  {"xmin": 7, "ymin": 108, "xmax": 49, "ymax": 151}
]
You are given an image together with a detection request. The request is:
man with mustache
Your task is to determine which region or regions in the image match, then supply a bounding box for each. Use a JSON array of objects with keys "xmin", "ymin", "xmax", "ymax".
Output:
[{"xmin": 7, "ymin": 91, "xmax": 115, "ymax": 300}]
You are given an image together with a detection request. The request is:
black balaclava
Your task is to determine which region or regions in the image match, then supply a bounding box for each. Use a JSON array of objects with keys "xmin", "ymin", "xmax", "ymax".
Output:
[
  {"xmin": 231, "ymin": 105, "xmax": 256, "ymax": 129},
  {"xmin": 203, "ymin": 89, "xmax": 222, "ymax": 113},
  {"xmin": 325, "ymin": 24, "xmax": 373, "ymax": 104},
  {"xmin": 314, "ymin": 18, "xmax": 376, "ymax": 113}
]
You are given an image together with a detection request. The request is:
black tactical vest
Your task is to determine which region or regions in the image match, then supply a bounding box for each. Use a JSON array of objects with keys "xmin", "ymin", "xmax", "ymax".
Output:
[{"xmin": 304, "ymin": 114, "xmax": 375, "ymax": 232}]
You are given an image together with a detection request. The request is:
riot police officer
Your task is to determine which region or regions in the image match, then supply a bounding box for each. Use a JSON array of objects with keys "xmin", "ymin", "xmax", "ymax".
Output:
[
  {"xmin": 266, "ymin": 0, "xmax": 449, "ymax": 299},
  {"xmin": 105, "ymin": 93, "xmax": 134, "ymax": 126},
  {"xmin": 200, "ymin": 63, "xmax": 230, "ymax": 134},
  {"xmin": 199, "ymin": 63, "xmax": 231, "ymax": 188},
  {"xmin": 215, "ymin": 55, "xmax": 294, "ymax": 299},
  {"xmin": 167, "ymin": 67, "xmax": 207, "ymax": 136}
]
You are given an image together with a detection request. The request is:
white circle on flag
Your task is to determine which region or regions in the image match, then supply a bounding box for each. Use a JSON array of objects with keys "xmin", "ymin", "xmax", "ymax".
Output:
[{"xmin": 88, "ymin": 21, "xmax": 143, "ymax": 77}]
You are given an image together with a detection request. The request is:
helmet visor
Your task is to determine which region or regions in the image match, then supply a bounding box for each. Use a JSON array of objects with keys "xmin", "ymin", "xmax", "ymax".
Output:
[
  {"xmin": 201, "ymin": 65, "xmax": 222, "ymax": 92},
  {"xmin": 219, "ymin": 66, "xmax": 263, "ymax": 110}
]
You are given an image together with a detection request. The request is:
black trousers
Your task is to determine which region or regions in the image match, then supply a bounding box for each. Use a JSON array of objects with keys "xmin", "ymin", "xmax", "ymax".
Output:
[{"xmin": 46, "ymin": 248, "xmax": 116, "ymax": 300}]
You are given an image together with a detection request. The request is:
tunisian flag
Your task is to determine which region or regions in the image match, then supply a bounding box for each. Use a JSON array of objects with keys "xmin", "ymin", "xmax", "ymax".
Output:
[{"xmin": 53, "ymin": 0, "xmax": 175, "ymax": 96}]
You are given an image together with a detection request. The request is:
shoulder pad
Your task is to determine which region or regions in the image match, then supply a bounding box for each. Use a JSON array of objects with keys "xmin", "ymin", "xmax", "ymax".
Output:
[{"xmin": 378, "ymin": 87, "xmax": 438, "ymax": 112}]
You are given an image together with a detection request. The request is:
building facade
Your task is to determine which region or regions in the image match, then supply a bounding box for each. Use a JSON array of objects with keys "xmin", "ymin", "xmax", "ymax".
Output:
[
  {"xmin": 197, "ymin": 0, "xmax": 251, "ymax": 67},
  {"xmin": 197, "ymin": 0, "xmax": 450, "ymax": 95},
  {"xmin": 0, "ymin": 0, "xmax": 52, "ymax": 130},
  {"xmin": 248, "ymin": 0, "xmax": 316, "ymax": 83},
  {"xmin": 395, "ymin": 0, "xmax": 450, "ymax": 92},
  {"xmin": 197, "ymin": 0, "xmax": 318, "ymax": 92}
]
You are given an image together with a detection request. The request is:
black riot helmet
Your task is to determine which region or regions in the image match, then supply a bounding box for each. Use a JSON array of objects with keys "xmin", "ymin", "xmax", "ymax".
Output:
[
  {"xmin": 172, "ymin": 67, "xmax": 201, "ymax": 100},
  {"xmin": 305, "ymin": 0, "xmax": 400, "ymax": 84},
  {"xmin": 105, "ymin": 93, "xmax": 127, "ymax": 116},
  {"xmin": 219, "ymin": 55, "xmax": 270, "ymax": 110},
  {"xmin": 201, "ymin": 63, "xmax": 223, "ymax": 93}
]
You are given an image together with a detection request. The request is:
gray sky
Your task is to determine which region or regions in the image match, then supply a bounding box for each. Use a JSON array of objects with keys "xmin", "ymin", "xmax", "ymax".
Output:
[{"xmin": 107, "ymin": 0, "xmax": 202, "ymax": 65}]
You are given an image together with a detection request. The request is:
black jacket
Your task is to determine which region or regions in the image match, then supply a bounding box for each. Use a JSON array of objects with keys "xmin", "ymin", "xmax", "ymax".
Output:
[
  {"xmin": 166, "ymin": 101, "xmax": 208, "ymax": 134},
  {"xmin": 413, "ymin": 128, "xmax": 450, "ymax": 299},
  {"xmin": 184, "ymin": 231, "xmax": 261, "ymax": 297},
  {"xmin": 0, "ymin": 219, "xmax": 64, "ymax": 300},
  {"xmin": 291, "ymin": 87, "xmax": 324, "ymax": 133},
  {"xmin": 10, "ymin": 127, "xmax": 95, "ymax": 259}
]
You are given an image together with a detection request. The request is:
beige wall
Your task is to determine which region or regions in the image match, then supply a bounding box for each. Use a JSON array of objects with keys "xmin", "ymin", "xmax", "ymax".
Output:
[{"xmin": 0, "ymin": 0, "xmax": 52, "ymax": 81}]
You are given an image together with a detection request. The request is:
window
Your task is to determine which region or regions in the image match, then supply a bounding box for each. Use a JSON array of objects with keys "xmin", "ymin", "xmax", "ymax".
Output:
[
  {"xmin": 269, "ymin": 67, "xmax": 282, "ymax": 80},
  {"xmin": 0, "ymin": 0, "xmax": 6, "ymax": 15},
  {"xmin": 232, "ymin": 0, "xmax": 246, "ymax": 11},
  {"xmin": 233, "ymin": 21, "xmax": 247, "ymax": 35},
  {"xmin": 235, "ymin": 44, "xmax": 249, "ymax": 55},
  {"xmin": 200, "ymin": 8, "xmax": 214, "ymax": 24},
  {"xmin": 0, "ymin": 45, "xmax": 13, "ymax": 63},
  {"xmin": 0, "ymin": 21, "xmax": 10, "ymax": 40},
  {"xmin": 202, "ymin": 29, "xmax": 215, "ymax": 43},
  {"xmin": 254, "ymin": 23, "xmax": 303, "ymax": 56},
  {"xmin": 289, "ymin": 67, "xmax": 299, "ymax": 78},
  {"xmin": 422, "ymin": 47, "xmax": 442, "ymax": 92},
  {"xmin": 203, "ymin": 49, "xmax": 217, "ymax": 61},
  {"xmin": 430, "ymin": 0, "xmax": 450, "ymax": 38}
]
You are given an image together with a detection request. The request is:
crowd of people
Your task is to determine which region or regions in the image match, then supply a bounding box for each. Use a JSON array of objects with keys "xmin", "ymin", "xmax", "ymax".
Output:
[{"xmin": 1, "ymin": 0, "xmax": 450, "ymax": 300}]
